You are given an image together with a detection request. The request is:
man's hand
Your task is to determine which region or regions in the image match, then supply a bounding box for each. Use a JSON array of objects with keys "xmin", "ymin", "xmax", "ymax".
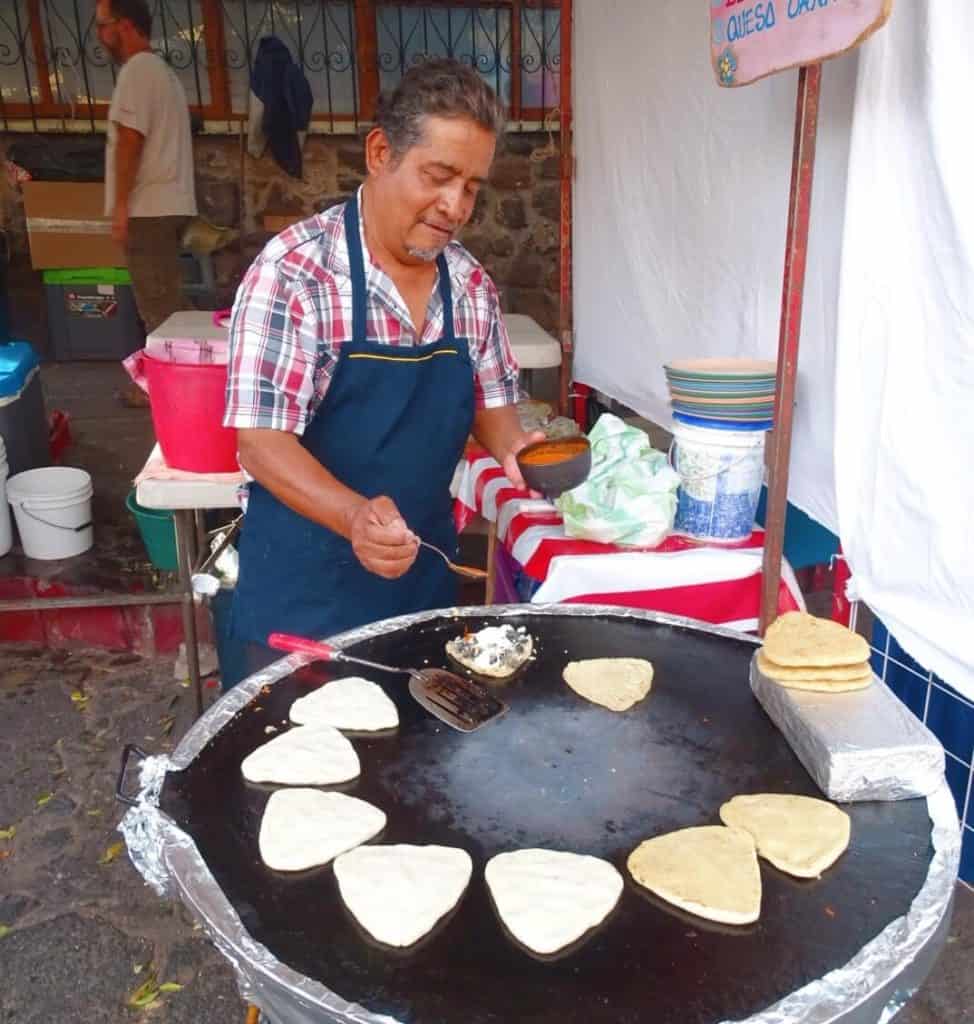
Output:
[
  {"xmin": 346, "ymin": 496, "xmax": 419, "ymax": 579},
  {"xmin": 502, "ymin": 430, "xmax": 547, "ymax": 492},
  {"xmin": 112, "ymin": 201, "xmax": 129, "ymax": 246}
]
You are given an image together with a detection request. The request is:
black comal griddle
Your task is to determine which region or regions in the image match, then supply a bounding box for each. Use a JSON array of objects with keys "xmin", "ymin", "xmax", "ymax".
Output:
[{"xmin": 158, "ymin": 611, "xmax": 934, "ymax": 1024}]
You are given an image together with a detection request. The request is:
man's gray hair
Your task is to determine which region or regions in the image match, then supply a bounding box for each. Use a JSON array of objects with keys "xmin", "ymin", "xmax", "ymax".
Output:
[{"xmin": 375, "ymin": 58, "xmax": 505, "ymax": 159}]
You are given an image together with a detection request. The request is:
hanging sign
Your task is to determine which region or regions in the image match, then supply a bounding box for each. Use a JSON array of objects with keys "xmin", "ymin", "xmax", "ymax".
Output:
[{"xmin": 711, "ymin": 0, "xmax": 892, "ymax": 87}]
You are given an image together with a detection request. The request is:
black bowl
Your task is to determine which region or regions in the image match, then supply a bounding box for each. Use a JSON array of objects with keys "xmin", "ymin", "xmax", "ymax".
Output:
[{"xmin": 516, "ymin": 437, "xmax": 592, "ymax": 498}]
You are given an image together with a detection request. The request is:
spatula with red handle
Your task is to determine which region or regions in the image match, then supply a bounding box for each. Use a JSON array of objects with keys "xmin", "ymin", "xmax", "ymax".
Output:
[{"xmin": 267, "ymin": 632, "xmax": 508, "ymax": 733}]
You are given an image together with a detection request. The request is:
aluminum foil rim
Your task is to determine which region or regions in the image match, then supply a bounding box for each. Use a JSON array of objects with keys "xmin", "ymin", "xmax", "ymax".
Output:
[{"xmin": 127, "ymin": 603, "xmax": 957, "ymax": 1024}]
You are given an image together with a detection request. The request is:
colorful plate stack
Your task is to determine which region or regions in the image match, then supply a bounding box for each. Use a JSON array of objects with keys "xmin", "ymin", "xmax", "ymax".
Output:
[{"xmin": 664, "ymin": 358, "xmax": 777, "ymax": 431}]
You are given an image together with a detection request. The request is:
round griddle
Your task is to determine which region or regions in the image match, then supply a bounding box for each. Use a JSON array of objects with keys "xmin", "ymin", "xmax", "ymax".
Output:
[{"xmin": 159, "ymin": 611, "xmax": 934, "ymax": 1024}]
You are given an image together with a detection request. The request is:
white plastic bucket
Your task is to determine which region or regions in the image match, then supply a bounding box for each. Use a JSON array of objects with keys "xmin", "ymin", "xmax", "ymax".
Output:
[
  {"xmin": 0, "ymin": 438, "xmax": 10, "ymax": 557},
  {"xmin": 671, "ymin": 422, "xmax": 767, "ymax": 542},
  {"xmin": 7, "ymin": 466, "xmax": 94, "ymax": 559}
]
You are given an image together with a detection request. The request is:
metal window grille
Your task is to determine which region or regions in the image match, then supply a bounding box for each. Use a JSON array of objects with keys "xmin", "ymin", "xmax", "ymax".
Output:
[{"xmin": 0, "ymin": 0, "xmax": 559, "ymax": 133}]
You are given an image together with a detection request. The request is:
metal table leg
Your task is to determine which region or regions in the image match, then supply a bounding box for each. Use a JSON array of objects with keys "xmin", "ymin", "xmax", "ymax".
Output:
[{"xmin": 173, "ymin": 509, "xmax": 203, "ymax": 717}]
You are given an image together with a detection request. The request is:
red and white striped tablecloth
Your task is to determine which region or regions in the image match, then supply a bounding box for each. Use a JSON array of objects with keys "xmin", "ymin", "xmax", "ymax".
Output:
[{"xmin": 453, "ymin": 450, "xmax": 803, "ymax": 631}]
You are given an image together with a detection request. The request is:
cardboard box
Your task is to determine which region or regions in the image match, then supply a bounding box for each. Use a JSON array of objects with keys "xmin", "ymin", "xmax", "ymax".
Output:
[{"xmin": 22, "ymin": 181, "xmax": 125, "ymax": 269}]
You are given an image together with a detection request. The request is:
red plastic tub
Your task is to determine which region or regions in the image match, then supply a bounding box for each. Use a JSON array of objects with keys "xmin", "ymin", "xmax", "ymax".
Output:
[{"xmin": 142, "ymin": 354, "xmax": 238, "ymax": 473}]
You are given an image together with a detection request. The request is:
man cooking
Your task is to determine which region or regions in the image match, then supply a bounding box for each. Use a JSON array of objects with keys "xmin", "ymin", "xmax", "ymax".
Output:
[{"xmin": 223, "ymin": 59, "xmax": 540, "ymax": 685}]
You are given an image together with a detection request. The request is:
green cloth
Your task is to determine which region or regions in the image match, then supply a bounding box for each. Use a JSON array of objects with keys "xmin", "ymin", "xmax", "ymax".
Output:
[{"xmin": 557, "ymin": 413, "xmax": 680, "ymax": 547}]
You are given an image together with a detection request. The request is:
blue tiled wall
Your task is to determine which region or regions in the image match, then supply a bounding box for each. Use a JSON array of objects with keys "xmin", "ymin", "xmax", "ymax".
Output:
[{"xmin": 871, "ymin": 620, "xmax": 974, "ymax": 884}]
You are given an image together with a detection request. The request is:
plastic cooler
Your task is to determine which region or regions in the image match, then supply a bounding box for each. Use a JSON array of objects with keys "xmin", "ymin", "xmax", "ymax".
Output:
[
  {"xmin": 0, "ymin": 340, "xmax": 49, "ymax": 477},
  {"xmin": 43, "ymin": 268, "xmax": 142, "ymax": 361},
  {"xmin": 127, "ymin": 312, "xmax": 237, "ymax": 473}
]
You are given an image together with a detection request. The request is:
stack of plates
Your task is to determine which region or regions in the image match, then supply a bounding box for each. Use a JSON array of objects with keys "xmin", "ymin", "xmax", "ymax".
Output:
[{"xmin": 664, "ymin": 358, "xmax": 777, "ymax": 430}]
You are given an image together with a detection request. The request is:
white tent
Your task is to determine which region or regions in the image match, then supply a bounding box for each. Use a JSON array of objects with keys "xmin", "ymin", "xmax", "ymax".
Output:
[{"xmin": 572, "ymin": 0, "xmax": 974, "ymax": 701}]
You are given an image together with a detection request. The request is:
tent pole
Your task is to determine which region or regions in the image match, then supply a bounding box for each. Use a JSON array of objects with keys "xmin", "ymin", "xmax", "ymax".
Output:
[
  {"xmin": 557, "ymin": 0, "xmax": 573, "ymax": 417},
  {"xmin": 759, "ymin": 62, "xmax": 822, "ymax": 634}
]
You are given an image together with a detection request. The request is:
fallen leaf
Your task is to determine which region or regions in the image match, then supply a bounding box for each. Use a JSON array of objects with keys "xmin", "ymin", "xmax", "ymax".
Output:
[
  {"xmin": 158, "ymin": 982, "xmax": 183, "ymax": 993},
  {"xmin": 133, "ymin": 963, "xmax": 144, "ymax": 975},
  {"xmin": 98, "ymin": 841, "xmax": 125, "ymax": 866},
  {"xmin": 70, "ymin": 691, "xmax": 89, "ymax": 710},
  {"xmin": 36, "ymin": 793, "xmax": 54, "ymax": 808},
  {"xmin": 127, "ymin": 973, "xmax": 160, "ymax": 1008},
  {"xmin": 0, "ymin": 850, "xmax": 12, "ymax": 861},
  {"xmin": 86, "ymin": 809, "xmax": 103, "ymax": 817},
  {"xmin": 0, "ymin": 826, "xmax": 15, "ymax": 840},
  {"xmin": 0, "ymin": 925, "xmax": 10, "ymax": 939}
]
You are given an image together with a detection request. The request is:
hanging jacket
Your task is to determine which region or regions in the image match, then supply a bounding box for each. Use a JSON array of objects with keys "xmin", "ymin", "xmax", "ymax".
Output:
[{"xmin": 249, "ymin": 36, "xmax": 313, "ymax": 179}]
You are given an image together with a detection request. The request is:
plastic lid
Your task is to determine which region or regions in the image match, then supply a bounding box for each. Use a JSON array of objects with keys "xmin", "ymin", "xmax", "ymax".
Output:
[
  {"xmin": 672, "ymin": 411, "xmax": 773, "ymax": 432},
  {"xmin": 42, "ymin": 267, "xmax": 131, "ymax": 285},
  {"xmin": 0, "ymin": 340, "xmax": 41, "ymax": 398}
]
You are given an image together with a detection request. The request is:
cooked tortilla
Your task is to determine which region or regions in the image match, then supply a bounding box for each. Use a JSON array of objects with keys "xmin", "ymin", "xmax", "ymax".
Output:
[
  {"xmin": 562, "ymin": 657, "xmax": 654, "ymax": 711},
  {"xmin": 719, "ymin": 793, "xmax": 851, "ymax": 878},
  {"xmin": 763, "ymin": 611, "xmax": 869, "ymax": 668},
  {"xmin": 627, "ymin": 826, "xmax": 761, "ymax": 925}
]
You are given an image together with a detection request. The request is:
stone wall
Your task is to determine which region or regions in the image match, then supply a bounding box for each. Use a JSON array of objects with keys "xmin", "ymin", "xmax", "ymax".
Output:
[{"xmin": 1, "ymin": 130, "xmax": 562, "ymax": 350}]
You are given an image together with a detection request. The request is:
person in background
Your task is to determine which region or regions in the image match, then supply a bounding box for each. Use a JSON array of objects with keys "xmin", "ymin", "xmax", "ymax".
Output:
[
  {"xmin": 222, "ymin": 59, "xmax": 540, "ymax": 686},
  {"xmin": 98, "ymin": 0, "xmax": 196, "ymax": 339}
]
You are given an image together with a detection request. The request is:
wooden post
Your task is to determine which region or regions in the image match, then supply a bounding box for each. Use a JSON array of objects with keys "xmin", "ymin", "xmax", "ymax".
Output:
[
  {"xmin": 557, "ymin": 0, "xmax": 573, "ymax": 417},
  {"xmin": 354, "ymin": 0, "xmax": 380, "ymax": 124},
  {"xmin": 759, "ymin": 63, "xmax": 822, "ymax": 634}
]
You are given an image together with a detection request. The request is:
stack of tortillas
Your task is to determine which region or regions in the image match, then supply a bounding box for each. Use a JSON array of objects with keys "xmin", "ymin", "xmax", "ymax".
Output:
[{"xmin": 759, "ymin": 612, "xmax": 872, "ymax": 693}]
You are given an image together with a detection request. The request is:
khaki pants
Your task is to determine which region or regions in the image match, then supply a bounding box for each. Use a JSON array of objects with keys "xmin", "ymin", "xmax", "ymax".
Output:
[{"xmin": 125, "ymin": 216, "xmax": 191, "ymax": 335}]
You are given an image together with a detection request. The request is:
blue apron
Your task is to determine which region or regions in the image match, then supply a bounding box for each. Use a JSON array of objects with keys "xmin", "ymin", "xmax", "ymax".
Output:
[{"xmin": 231, "ymin": 199, "xmax": 475, "ymax": 645}]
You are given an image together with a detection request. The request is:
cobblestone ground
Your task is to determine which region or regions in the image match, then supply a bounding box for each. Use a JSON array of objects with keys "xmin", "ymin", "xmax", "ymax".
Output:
[
  {"xmin": 0, "ymin": 644, "xmax": 970, "ymax": 1023},
  {"xmin": 0, "ymin": 645, "xmax": 245, "ymax": 1023}
]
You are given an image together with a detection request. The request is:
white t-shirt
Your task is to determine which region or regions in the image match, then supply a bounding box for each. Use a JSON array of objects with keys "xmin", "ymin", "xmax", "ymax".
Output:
[{"xmin": 105, "ymin": 51, "xmax": 197, "ymax": 218}]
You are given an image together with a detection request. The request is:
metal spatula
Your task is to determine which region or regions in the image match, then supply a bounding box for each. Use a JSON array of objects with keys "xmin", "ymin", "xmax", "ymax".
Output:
[{"xmin": 267, "ymin": 632, "xmax": 509, "ymax": 733}]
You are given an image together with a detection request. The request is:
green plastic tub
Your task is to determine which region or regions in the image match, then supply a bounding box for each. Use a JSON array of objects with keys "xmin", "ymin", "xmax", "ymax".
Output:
[{"xmin": 126, "ymin": 491, "xmax": 178, "ymax": 571}]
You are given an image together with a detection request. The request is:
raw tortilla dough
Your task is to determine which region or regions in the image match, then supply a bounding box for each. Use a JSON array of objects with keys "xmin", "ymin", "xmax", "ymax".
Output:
[
  {"xmin": 562, "ymin": 658, "xmax": 654, "ymax": 711},
  {"xmin": 290, "ymin": 676, "xmax": 399, "ymax": 731},
  {"xmin": 259, "ymin": 789, "xmax": 386, "ymax": 872},
  {"xmin": 241, "ymin": 724, "xmax": 359, "ymax": 785},
  {"xmin": 756, "ymin": 650, "xmax": 870, "ymax": 683},
  {"xmin": 333, "ymin": 845, "xmax": 472, "ymax": 947},
  {"xmin": 763, "ymin": 611, "xmax": 869, "ymax": 668},
  {"xmin": 719, "ymin": 794, "xmax": 851, "ymax": 877},
  {"xmin": 485, "ymin": 849, "xmax": 623, "ymax": 955},
  {"xmin": 627, "ymin": 826, "xmax": 761, "ymax": 925},
  {"xmin": 445, "ymin": 625, "xmax": 534, "ymax": 678}
]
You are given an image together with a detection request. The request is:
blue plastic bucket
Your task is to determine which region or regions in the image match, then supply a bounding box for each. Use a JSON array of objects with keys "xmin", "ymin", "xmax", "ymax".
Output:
[{"xmin": 671, "ymin": 422, "xmax": 767, "ymax": 542}]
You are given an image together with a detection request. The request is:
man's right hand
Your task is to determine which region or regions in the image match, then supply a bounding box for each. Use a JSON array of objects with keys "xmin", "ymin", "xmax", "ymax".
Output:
[{"xmin": 346, "ymin": 496, "xmax": 419, "ymax": 579}]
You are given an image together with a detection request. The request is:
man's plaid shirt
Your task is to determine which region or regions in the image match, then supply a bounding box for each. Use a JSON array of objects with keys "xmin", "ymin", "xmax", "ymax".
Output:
[{"xmin": 224, "ymin": 190, "xmax": 520, "ymax": 435}]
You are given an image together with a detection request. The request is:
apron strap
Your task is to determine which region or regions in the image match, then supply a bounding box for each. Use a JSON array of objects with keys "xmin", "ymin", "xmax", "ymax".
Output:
[
  {"xmin": 343, "ymin": 199, "xmax": 368, "ymax": 344},
  {"xmin": 345, "ymin": 195, "xmax": 458, "ymax": 346},
  {"xmin": 436, "ymin": 252, "xmax": 457, "ymax": 343}
]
